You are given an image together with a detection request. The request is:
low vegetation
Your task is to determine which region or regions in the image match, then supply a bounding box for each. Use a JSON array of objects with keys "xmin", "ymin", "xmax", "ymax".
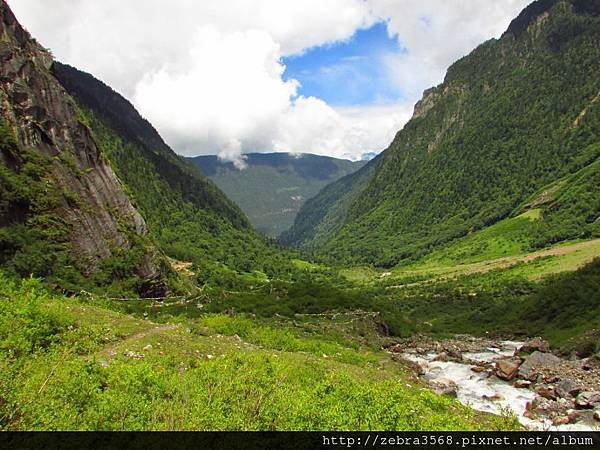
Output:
[{"xmin": 0, "ymin": 273, "xmax": 520, "ymax": 431}]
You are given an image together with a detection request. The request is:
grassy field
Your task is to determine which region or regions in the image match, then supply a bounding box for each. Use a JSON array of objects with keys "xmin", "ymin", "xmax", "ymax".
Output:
[
  {"xmin": 339, "ymin": 220, "xmax": 600, "ymax": 287},
  {"xmin": 2, "ymin": 212, "xmax": 598, "ymax": 430},
  {"xmin": 0, "ymin": 273, "xmax": 521, "ymax": 431}
]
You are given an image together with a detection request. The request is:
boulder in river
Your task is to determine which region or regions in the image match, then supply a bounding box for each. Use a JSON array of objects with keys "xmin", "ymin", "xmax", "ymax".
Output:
[
  {"xmin": 575, "ymin": 391, "xmax": 600, "ymax": 409},
  {"xmin": 514, "ymin": 380, "xmax": 532, "ymax": 389},
  {"xmin": 518, "ymin": 351, "xmax": 560, "ymax": 380},
  {"xmin": 516, "ymin": 337, "xmax": 550, "ymax": 356},
  {"xmin": 428, "ymin": 378, "xmax": 458, "ymax": 397},
  {"xmin": 432, "ymin": 352, "xmax": 449, "ymax": 362},
  {"xmin": 555, "ymin": 379, "xmax": 581, "ymax": 399},
  {"xmin": 495, "ymin": 358, "xmax": 521, "ymax": 381}
]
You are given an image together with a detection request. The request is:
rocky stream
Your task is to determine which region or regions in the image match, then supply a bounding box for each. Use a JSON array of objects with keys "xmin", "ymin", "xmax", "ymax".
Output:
[{"xmin": 389, "ymin": 335, "xmax": 600, "ymax": 430}]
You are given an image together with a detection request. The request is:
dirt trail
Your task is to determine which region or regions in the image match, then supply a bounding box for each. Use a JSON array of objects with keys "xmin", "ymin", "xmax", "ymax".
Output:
[{"xmin": 98, "ymin": 323, "xmax": 180, "ymax": 357}]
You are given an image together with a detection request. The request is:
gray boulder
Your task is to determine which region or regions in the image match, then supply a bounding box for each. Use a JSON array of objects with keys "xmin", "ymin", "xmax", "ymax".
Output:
[
  {"xmin": 518, "ymin": 351, "xmax": 560, "ymax": 380},
  {"xmin": 555, "ymin": 379, "xmax": 581, "ymax": 399},
  {"xmin": 575, "ymin": 391, "xmax": 600, "ymax": 409}
]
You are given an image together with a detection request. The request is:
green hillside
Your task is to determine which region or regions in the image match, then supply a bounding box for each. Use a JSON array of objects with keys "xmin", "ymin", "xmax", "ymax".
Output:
[
  {"xmin": 2, "ymin": 0, "xmax": 600, "ymax": 433},
  {"xmin": 52, "ymin": 63, "xmax": 298, "ymax": 285},
  {"xmin": 285, "ymin": 0, "xmax": 600, "ymax": 267},
  {"xmin": 189, "ymin": 153, "xmax": 364, "ymax": 237},
  {"xmin": 0, "ymin": 4, "xmax": 169, "ymax": 297}
]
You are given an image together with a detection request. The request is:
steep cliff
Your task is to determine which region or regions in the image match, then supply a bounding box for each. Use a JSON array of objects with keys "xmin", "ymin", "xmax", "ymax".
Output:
[{"xmin": 0, "ymin": 1, "xmax": 167, "ymax": 294}]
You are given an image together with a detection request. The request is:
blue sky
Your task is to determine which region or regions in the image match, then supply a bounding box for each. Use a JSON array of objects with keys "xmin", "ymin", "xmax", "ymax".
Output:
[{"xmin": 283, "ymin": 22, "xmax": 407, "ymax": 106}]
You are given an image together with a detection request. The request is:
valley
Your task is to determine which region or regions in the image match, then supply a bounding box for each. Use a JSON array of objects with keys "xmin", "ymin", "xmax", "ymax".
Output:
[
  {"xmin": 1, "ymin": 0, "xmax": 599, "ymax": 434},
  {"xmin": 188, "ymin": 153, "xmax": 365, "ymax": 237}
]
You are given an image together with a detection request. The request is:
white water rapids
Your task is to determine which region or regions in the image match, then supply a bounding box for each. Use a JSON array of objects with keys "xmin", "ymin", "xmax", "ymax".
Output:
[{"xmin": 402, "ymin": 341, "xmax": 596, "ymax": 431}]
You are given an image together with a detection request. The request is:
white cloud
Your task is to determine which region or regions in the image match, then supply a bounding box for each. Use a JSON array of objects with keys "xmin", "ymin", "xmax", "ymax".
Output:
[
  {"xmin": 9, "ymin": 0, "xmax": 532, "ymax": 164},
  {"xmin": 219, "ymin": 139, "xmax": 247, "ymax": 170},
  {"xmin": 371, "ymin": 0, "xmax": 531, "ymax": 97},
  {"xmin": 274, "ymin": 99, "xmax": 413, "ymax": 160},
  {"xmin": 133, "ymin": 25, "xmax": 297, "ymax": 159}
]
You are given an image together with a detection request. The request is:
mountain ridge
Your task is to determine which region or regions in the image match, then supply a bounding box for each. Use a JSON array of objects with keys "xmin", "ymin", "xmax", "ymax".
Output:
[
  {"xmin": 52, "ymin": 62, "xmax": 298, "ymax": 283},
  {"xmin": 0, "ymin": 2, "xmax": 168, "ymax": 295},
  {"xmin": 284, "ymin": 0, "xmax": 600, "ymax": 267},
  {"xmin": 189, "ymin": 152, "xmax": 365, "ymax": 237}
]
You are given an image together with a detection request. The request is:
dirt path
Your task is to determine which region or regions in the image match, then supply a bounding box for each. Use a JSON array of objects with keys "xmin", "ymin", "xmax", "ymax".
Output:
[{"xmin": 98, "ymin": 323, "xmax": 180, "ymax": 358}]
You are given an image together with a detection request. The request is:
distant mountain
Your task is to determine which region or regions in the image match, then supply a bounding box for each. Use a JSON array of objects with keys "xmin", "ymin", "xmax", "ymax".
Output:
[
  {"xmin": 188, "ymin": 153, "xmax": 365, "ymax": 237},
  {"xmin": 283, "ymin": 0, "xmax": 600, "ymax": 267}
]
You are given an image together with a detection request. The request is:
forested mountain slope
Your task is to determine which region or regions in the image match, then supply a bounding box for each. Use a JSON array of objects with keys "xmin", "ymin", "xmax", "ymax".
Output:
[
  {"xmin": 53, "ymin": 63, "xmax": 296, "ymax": 281},
  {"xmin": 0, "ymin": 2, "xmax": 168, "ymax": 295},
  {"xmin": 285, "ymin": 0, "xmax": 600, "ymax": 267},
  {"xmin": 189, "ymin": 153, "xmax": 364, "ymax": 237}
]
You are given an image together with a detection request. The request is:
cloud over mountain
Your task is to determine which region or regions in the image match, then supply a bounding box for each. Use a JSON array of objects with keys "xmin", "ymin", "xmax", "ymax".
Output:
[{"xmin": 10, "ymin": 0, "xmax": 529, "ymax": 162}]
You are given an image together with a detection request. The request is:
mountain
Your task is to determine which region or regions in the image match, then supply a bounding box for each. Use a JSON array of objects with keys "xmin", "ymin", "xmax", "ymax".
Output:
[
  {"xmin": 52, "ymin": 63, "xmax": 296, "ymax": 283},
  {"xmin": 283, "ymin": 0, "xmax": 600, "ymax": 267},
  {"xmin": 0, "ymin": 2, "xmax": 167, "ymax": 295},
  {"xmin": 188, "ymin": 153, "xmax": 365, "ymax": 237}
]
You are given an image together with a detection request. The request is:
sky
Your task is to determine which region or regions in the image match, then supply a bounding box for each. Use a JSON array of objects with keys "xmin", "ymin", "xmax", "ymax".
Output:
[{"xmin": 9, "ymin": 0, "xmax": 531, "ymax": 167}]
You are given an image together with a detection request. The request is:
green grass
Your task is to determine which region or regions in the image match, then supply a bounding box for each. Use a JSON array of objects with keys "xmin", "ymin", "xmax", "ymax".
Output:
[
  {"xmin": 0, "ymin": 272, "xmax": 519, "ymax": 431},
  {"xmin": 416, "ymin": 210, "xmax": 542, "ymax": 268}
]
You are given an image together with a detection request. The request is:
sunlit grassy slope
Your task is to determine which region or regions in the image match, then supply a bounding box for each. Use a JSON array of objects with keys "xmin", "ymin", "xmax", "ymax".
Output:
[{"xmin": 0, "ymin": 274, "xmax": 519, "ymax": 431}]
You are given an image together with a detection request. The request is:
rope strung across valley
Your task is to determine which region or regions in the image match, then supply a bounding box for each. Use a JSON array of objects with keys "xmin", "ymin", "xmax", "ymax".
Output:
[{"xmin": 79, "ymin": 291, "xmax": 379, "ymax": 322}]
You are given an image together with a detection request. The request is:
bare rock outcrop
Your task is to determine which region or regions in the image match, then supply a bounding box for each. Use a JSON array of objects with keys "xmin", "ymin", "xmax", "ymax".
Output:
[{"xmin": 0, "ymin": 1, "xmax": 165, "ymax": 292}]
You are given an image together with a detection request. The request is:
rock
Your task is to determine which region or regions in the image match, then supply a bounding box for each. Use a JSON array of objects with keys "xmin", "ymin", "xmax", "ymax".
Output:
[
  {"xmin": 389, "ymin": 344, "xmax": 403, "ymax": 354},
  {"xmin": 573, "ymin": 410, "xmax": 598, "ymax": 426},
  {"xmin": 495, "ymin": 358, "xmax": 521, "ymax": 381},
  {"xmin": 582, "ymin": 354, "xmax": 600, "ymax": 371},
  {"xmin": 471, "ymin": 366, "xmax": 487, "ymax": 373},
  {"xmin": 535, "ymin": 384, "xmax": 557, "ymax": 400},
  {"xmin": 482, "ymin": 394, "xmax": 504, "ymax": 402},
  {"xmin": 594, "ymin": 409, "xmax": 600, "ymax": 422},
  {"xmin": 575, "ymin": 391, "xmax": 600, "ymax": 409},
  {"xmin": 442, "ymin": 346, "xmax": 462, "ymax": 361},
  {"xmin": 516, "ymin": 337, "xmax": 550, "ymax": 356},
  {"xmin": 143, "ymin": 344, "xmax": 152, "ymax": 351},
  {"xmin": 518, "ymin": 351, "xmax": 560, "ymax": 380},
  {"xmin": 514, "ymin": 380, "xmax": 532, "ymax": 389},
  {"xmin": 555, "ymin": 379, "xmax": 581, "ymax": 399},
  {"xmin": 526, "ymin": 397, "xmax": 572, "ymax": 421},
  {"xmin": 552, "ymin": 416, "xmax": 570, "ymax": 426},
  {"xmin": 429, "ymin": 378, "xmax": 458, "ymax": 397},
  {"xmin": 432, "ymin": 352, "xmax": 448, "ymax": 362},
  {"xmin": 0, "ymin": 3, "xmax": 166, "ymax": 290}
]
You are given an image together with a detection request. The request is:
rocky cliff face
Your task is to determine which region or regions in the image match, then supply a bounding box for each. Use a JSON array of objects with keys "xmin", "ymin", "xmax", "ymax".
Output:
[{"xmin": 0, "ymin": 1, "xmax": 164, "ymax": 292}]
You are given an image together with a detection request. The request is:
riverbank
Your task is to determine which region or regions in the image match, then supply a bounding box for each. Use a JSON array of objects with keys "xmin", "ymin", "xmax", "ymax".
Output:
[{"xmin": 389, "ymin": 335, "xmax": 600, "ymax": 430}]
